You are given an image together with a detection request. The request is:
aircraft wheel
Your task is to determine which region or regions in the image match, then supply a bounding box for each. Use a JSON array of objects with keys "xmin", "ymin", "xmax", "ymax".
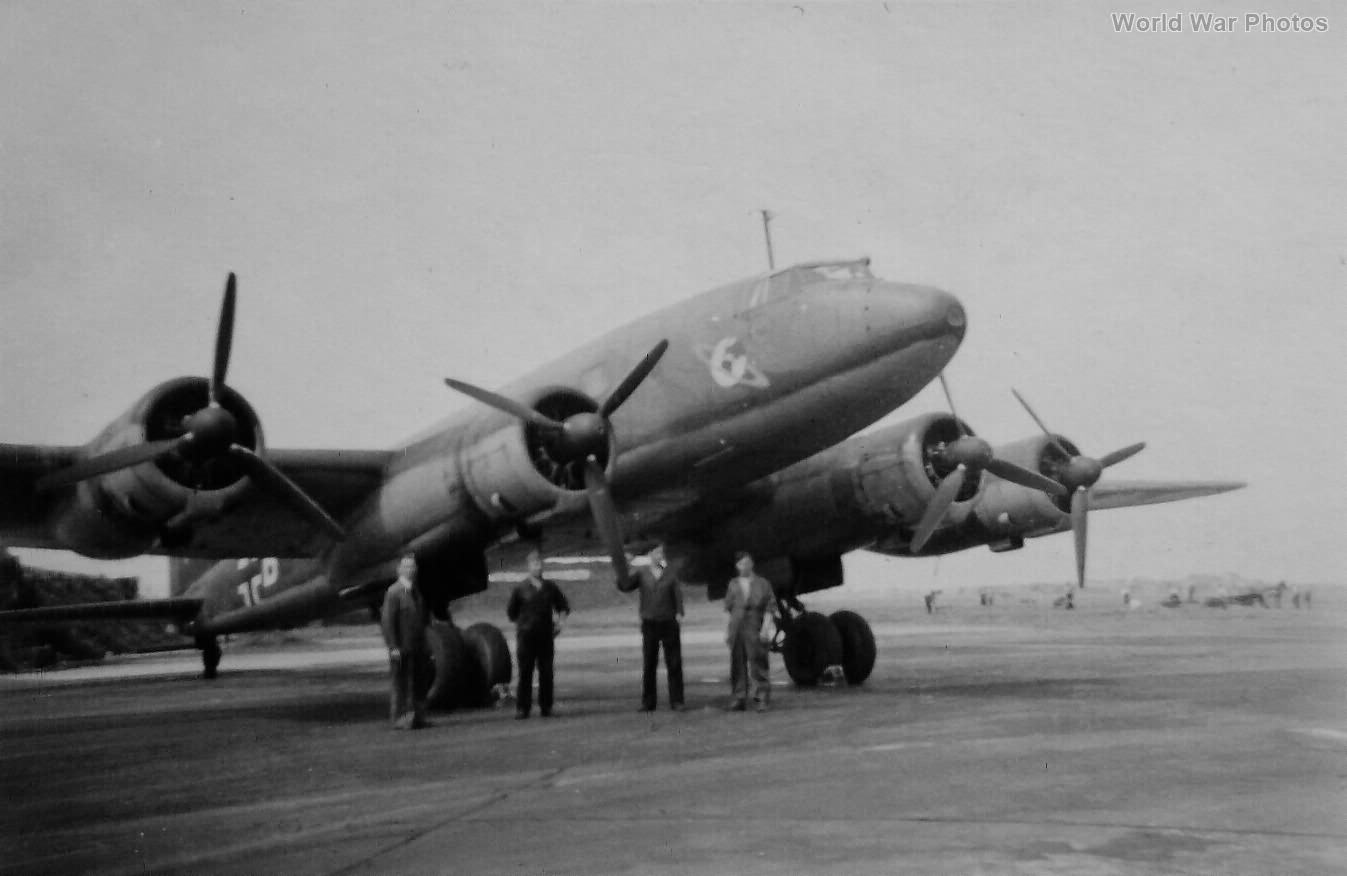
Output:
[
  {"xmin": 781, "ymin": 611, "xmax": 843, "ymax": 687},
  {"xmin": 423, "ymin": 621, "xmax": 469, "ymax": 710},
  {"xmin": 828, "ymin": 610, "xmax": 876, "ymax": 685},
  {"xmin": 461, "ymin": 622, "xmax": 513, "ymax": 707}
]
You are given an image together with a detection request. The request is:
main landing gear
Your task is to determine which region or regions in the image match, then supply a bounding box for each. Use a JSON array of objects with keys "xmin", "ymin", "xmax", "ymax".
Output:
[
  {"xmin": 769, "ymin": 599, "xmax": 876, "ymax": 687},
  {"xmin": 418, "ymin": 621, "xmax": 514, "ymax": 710}
]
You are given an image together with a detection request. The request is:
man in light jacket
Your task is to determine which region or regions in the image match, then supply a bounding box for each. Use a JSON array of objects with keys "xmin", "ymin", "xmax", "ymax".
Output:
[{"xmin": 723, "ymin": 551, "xmax": 774, "ymax": 712}]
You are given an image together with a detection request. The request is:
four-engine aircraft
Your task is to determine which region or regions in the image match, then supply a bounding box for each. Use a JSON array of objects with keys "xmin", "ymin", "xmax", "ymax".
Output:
[{"xmin": 0, "ymin": 259, "xmax": 1242, "ymax": 696}]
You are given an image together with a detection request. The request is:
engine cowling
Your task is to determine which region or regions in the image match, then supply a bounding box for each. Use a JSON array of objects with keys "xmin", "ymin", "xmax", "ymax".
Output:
[
  {"xmin": 675, "ymin": 413, "xmax": 982, "ymax": 564},
  {"xmin": 456, "ymin": 387, "xmax": 614, "ymax": 525},
  {"xmin": 851, "ymin": 412, "xmax": 983, "ymax": 525},
  {"xmin": 49, "ymin": 377, "xmax": 262, "ymax": 557},
  {"xmin": 969, "ymin": 433, "xmax": 1078, "ymax": 541}
]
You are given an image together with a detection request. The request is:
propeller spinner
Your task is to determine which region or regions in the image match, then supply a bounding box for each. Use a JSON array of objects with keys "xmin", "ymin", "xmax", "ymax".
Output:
[
  {"xmin": 1011, "ymin": 388, "xmax": 1145, "ymax": 589},
  {"xmin": 36, "ymin": 275, "xmax": 346, "ymax": 541},
  {"xmin": 445, "ymin": 340, "xmax": 669, "ymax": 585},
  {"xmin": 909, "ymin": 375, "xmax": 1068, "ymax": 555}
]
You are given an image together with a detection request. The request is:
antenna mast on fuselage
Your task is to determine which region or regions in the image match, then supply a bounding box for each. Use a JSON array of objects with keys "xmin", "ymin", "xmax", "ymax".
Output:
[{"xmin": 759, "ymin": 209, "xmax": 776, "ymax": 271}]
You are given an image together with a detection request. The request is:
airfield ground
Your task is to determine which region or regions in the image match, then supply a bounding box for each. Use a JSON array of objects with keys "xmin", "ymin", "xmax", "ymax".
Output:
[{"xmin": 2, "ymin": 590, "xmax": 1344, "ymax": 876}]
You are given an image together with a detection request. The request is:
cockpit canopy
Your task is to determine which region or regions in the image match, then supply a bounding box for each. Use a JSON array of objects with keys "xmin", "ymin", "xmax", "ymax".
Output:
[{"xmin": 745, "ymin": 258, "xmax": 873, "ymax": 309}]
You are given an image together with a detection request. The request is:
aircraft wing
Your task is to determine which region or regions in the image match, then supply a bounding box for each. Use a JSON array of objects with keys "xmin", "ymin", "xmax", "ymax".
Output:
[
  {"xmin": 0, "ymin": 445, "xmax": 392, "ymax": 558},
  {"xmin": 1089, "ymin": 479, "xmax": 1247, "ymax": 511},
  {"xmin": 0, "ymin": 597, "xmax": 203, "ymax": 626},
  {"xmin": 0, "ymin": 443, "xmax": 84, "ymax": 550}
]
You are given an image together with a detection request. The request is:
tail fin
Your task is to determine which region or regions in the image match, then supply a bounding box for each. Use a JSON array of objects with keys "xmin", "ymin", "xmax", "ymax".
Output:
[{"xmin": 168, "ymin": 558, "xmax": 219, "ymax": 598}]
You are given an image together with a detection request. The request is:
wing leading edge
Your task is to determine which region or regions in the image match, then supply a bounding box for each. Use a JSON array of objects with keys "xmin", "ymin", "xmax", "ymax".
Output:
[
  {"xmin": 0, "ymin": 597, "xmax": 203, "ymax": 626},
  {"xmin": 1088, "ymin": 479, "xmax": 1246, "ymax": 511},
  {"xmin": 0, "ymin": 445, "xmax": 393, "ymax": 559}
]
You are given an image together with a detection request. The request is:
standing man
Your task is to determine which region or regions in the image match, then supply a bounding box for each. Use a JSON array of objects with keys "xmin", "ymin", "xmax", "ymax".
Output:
[
  {"xmin": 619, "ymin": 544, "xmax": 685, "ymax": 712},
  {"xmin": 380, "ymin": 553, "xmax": 431, "ymax": 730},
  {"xmin": 724, "ymin": 551, "xmax": 774, "ymax": 713},
  {"xmin": 507, "ymin": 548, "xmax": 570, "ymax": 719}
]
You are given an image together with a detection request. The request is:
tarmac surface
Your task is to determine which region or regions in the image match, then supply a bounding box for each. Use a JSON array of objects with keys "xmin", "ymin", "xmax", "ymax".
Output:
[{"xmin": 3, "ymin": 592, "xmax": 1345, "ymax": 875}]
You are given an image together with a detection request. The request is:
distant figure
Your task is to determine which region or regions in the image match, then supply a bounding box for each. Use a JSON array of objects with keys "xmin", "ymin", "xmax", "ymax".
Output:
[
  {"xmin": 1187, "ymin": 585, "xmax": 1198, "ymax": 604},
  {"xmin": 1273, "ymin": 581, "xmax": 1286, "ymax": 609},
  {"xmin": 380, "ymin": 553, "xmax": 431, "ymax": 730},
  {"xmin": 1293, "ymin": 591, "xmax": 1302, "ymax": 609},
  {"xmin": 507, "ymin": 548, "xmax": 570, "ymax": 719},
  {"xmin": 924, "ymin": 591, "xmax": 937, "ymax": 614},
  {"xmin": 723, "ymin": 551, "xmax": 774, "ymax": 712},
  {"xmin": 1053, "ymin": 590, "xmax": 1075, "ymax": 610},
  {"xmin": 1122, "ymin": 590, "xmax": 1132, "ymax": 607},
  {"xmin": 618, "ymin": 544, "xmax": 685, "ymax": 712}
]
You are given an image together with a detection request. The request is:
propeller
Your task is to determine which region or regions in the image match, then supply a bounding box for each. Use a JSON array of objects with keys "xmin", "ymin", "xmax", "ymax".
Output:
[
  {"xmin": 445, "ymin": 340, "xmax": 669, "ymax": 585},
  {"xmin": 36, "ymin": 275, "xmax": 346, "ymax": 541},
  {"xmin": 1011, "ymin": 388, "xmax": 1145, "ymax": 589},
  {"xmin": 910, "ymin": 375, "xmax": 1068, "ymax": 555}
]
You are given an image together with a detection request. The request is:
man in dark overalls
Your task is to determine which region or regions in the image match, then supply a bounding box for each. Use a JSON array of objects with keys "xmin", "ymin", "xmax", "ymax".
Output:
[
  {"xmin": 618, "ymin": 544, "xmax": 685, "ymax": 712},
  {"xmin": 380, "ymin": 553, "xmax": 431, "ymax": 730},
  {"xmin": 507, "ymin": 548, "xmax": 570, "ymax": 719}
]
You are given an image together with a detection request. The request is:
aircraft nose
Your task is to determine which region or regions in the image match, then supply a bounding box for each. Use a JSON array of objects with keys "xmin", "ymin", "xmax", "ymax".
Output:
[
  {"xmin": 745, "ymin": 276, "xmax": 966, "ymax": 384},
  {"xmin": 890, "ymin": 282, "xmax": 966, "ymax": 342},
  {"xmin": 862, "ymin": 281, "xmax": 967, "ymax": 351}
]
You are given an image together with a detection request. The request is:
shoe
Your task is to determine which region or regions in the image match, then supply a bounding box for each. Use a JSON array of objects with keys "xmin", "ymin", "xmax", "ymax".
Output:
[
  {"xmin": 728, "ymin": 701, "xmax": 746, "ymax": 712},
  {"xmin": 671, "ymin": 703, "xmax": 686, "ymax": 712},
  {"xmin": 755, "ymin": 703, "xmax": 768, "ymax": 713},
  {"xmin": 515, "ymin": 711, "xmax": 529, "ymax": 720},
  {"xmin": 541, "ymin": 709, "xmax": 554, "ymax": 718}
]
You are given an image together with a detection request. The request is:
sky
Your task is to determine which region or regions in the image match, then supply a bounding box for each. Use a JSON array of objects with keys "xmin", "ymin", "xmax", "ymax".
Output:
[{"xmin": 2, "ymin": 2, "xmax": 1343, "ymax": 598}]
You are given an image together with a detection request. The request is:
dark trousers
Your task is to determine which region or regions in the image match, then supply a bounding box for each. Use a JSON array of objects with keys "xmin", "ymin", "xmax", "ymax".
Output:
[
  {"xmin": 640, "ymin": 619, "xmax": 684, "ymax": 709},
  {"xmin": 516, "ymin": 634, "xmax": 554, "ymax": 716},
  {"xmin": 389, "ymin": 653, "xmax": 428, "ymax": 728}
]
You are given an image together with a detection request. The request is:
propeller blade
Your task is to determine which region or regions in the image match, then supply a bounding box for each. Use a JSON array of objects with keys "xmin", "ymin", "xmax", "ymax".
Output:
[
  {"xmin": 210, "ymin": 273, "xmax": 237, "ymax": 406},
  {"xmin": 937, "ymin": 373, "xmax": 965, "ymax": 436},
  {"xmin": 1071, "ymin": 487, "xmax": 1089, "ymax": 589},
  {"xmin": 443, "ymin": 379, "xmax": 564, "ymax": 433},
  {"xmin": 910, "ymin": 465, "xmax": 966, "ymax": 554},
  {"xmin": 599, "ymin": 340, "xmax": 669, "ymax": 418},
  {"xmin": 228, "ymin": 446, "xmax": 345, "ymax": 540},
  {"xmin": 1010, "ymin": 388, "xmax": 1073, "ymax": 459},
  {"xmin": 582, "ymin": 456, "xmax": 630, "ymax": 585},
  {"xmin": 1099, "ymin": 441, "xmax": 1146, "ymax": 469},
  {"xmin": 36, "ymin": 440, "xmax": 182, "ymax": 491},
  {"xmin": 985, "ymin": 458, "xmax": 1070, "ymax": 498}
]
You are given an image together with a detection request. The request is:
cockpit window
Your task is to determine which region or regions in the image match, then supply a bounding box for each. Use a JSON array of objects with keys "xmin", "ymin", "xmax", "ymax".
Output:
[
  {"xmin": 793, "ymin": 259, "xmax": 873, "ymax": 283},
  {"xmin": 745, "ymin": 258, "xmax": 872, "ymax": 309}
]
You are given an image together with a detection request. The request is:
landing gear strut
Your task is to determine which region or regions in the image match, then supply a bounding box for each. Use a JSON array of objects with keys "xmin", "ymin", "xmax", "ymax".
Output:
[
  {"xmin": 196, "ymin": 634, "xmax": 221, "ymax": 680},
  {"xmin": 769, "ymin": 597, "xmax": 875, "ymax": 687}
]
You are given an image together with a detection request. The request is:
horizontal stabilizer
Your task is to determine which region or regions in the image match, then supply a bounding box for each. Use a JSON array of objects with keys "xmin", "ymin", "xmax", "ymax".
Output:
[
  {"xmin": 0, "ymin": 597, "xmax": 203, "ymax": 626},
  {"xmin": 1090, "ymin": 479, "xmax": 1246, "ymax": 511}
]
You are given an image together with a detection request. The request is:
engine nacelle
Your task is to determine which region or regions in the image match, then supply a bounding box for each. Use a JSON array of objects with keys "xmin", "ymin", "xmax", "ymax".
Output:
[
  {"xmin": 48, "ymin": 377, "xmax": 262, "ymax": 558},
  {"xmin": 674, "ymin": 412, "xmax": 983, "ymax": 567},
  {"xmin": 456, "ymin": 387, "xmax": 614, "ymax": 525},
  {"xmin": 970, "ymin": 434, "xmax": 1078, "ymax": 540},
  {"xmin": 846, "ymin": 412, "xmax": 982, "ymax": 526}
]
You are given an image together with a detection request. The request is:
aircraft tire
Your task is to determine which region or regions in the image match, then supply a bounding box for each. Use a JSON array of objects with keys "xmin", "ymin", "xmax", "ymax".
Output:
[
  {"xmin": 781, "ymin": 611, "xmax": 843, "ymax": 687},
  {"xmin": 828, "ymin": 610, "xmax": 876, "ymax": 685},
  {"xmin": 423, "ymin": 621, "xmax": 469, "ymax": 710},
  {"xmin": 461, "ymin": 622, "xmax": 513, "ymax": 708}
]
